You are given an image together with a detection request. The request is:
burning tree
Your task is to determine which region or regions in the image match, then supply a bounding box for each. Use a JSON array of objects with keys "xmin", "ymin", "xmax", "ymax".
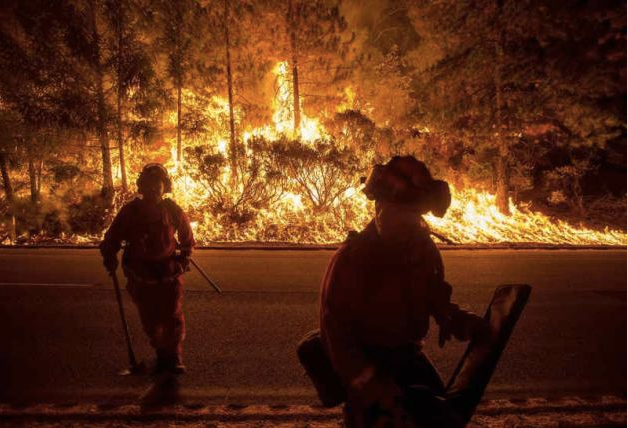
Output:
[{"xmin": 0, "ymin": 0, "xmax": 624, "ymax": 245}]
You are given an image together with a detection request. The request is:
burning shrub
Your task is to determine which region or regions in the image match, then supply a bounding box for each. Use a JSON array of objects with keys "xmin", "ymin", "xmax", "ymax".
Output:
[
  {"xmin": 544, "ymin": 160, "xmax": 592, "ymax": 215},
  {"xmin": 184, "ymin": 137, "xmax": 285, "ymax": 238},
  {"xmin": 271, "ymin": 137, "xmax": 363, "ymax": 213}
]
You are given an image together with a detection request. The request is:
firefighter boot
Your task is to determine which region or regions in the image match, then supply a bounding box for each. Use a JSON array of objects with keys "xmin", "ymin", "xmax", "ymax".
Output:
[
  {"xmin": 153, "ymin": 349, "xmax": 171, "ymax": 375},
  {"xmin": 171, "ymin": 354, "xmax": 186, "ymax": 375}
]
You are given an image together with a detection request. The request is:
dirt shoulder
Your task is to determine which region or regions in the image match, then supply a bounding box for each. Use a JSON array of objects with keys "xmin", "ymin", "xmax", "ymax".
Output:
[{"xmin": 0, "ymin": 396, "xmax": 625, "ymax": 428}]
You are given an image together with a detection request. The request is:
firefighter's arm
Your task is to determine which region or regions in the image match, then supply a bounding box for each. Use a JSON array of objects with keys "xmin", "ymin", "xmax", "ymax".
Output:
[
  {"xmin": 423, "ymin": 238, "xmax": 451, "ymax": 324},
  {"xmin": 423, "ymin": 239, "xmax": 486, "ymax": 345},
  {"xmin": 173, "ymin": 203, "xmax": 195, "ymax": 257},
  {"xmin": 99, "ymin": 206, "xmax": 129, "ymax": 273},
  {"xmin": 422, "ymin": 238, "xmax": 459, "ymax": 346},
  {"xmin": 172, "ymin": 202, "xmax": 195, "ymax": 273}
]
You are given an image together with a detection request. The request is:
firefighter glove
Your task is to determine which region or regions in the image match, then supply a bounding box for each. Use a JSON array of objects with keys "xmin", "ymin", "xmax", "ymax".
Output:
[{"xmin": 174, "ymin": 254, "xmax": 190, "ymax": 274}]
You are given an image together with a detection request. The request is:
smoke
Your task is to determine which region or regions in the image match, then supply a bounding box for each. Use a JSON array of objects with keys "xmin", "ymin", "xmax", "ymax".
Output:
[
  {"xmin": 340, "ymin": 0, "xmax": 420, "ymax": 54},
  {"xmin": 340, "ymin": 0, "xmax": 392, "ymax": 30}
]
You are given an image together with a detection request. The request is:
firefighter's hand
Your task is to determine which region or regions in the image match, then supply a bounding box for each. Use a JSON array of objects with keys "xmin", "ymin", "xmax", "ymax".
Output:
[
  {"xmin": 466, "ymin": 314, "xmax": 490, "ymax": 342},
  {"xmin": 439, "ymin": 309, "xmax": 487, "ymax": 346},
  {"xmin": 174, "ymin": 254, "xmax": 190, "ymax": 274},
  {"xmin": 452, "ymin": 310, "xmax": 487, "ymax": 342},
  {"xmin": 103, "ymin": 256, "xmax": 118, "ymax": 273}
]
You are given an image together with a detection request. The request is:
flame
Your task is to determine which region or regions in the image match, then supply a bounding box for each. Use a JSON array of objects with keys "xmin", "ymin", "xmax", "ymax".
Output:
[
  {"xmin": 425, "ymin": 187, "xmax": 626, "ymax": 245},
  {"xmin": 243, "ymin": 62, "xmax": 328, "ymax": 143},
  {"xmin": 336, "ymin": 86, "xmax": 356, "ymax": 112},
  {"xmin": 105, "ymin": 61, "xmax": 626, "ymax": 247}
]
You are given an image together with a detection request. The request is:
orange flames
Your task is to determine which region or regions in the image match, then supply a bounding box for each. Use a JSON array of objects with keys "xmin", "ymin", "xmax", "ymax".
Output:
[
  {"xmin": 156, "ymin": 61, "xmax": 625, "ymax": 246},
  {"xmin": 425, "ymin": 187, "xmax": 626, "ymax": 245}
]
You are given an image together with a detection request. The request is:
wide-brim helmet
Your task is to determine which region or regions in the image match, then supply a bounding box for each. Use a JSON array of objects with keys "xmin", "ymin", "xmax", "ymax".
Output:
[
  {"xmin": 136, "ymin": 163, "xmax": 173, "ymax": 194},
  {"xmin": 362, "ymin": 156, "xmax": 451, "ymax": 217}
]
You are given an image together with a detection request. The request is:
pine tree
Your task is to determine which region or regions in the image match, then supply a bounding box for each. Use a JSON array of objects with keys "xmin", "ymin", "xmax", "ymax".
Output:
[
  {"xmin": 409, "ymin": 0, "xmax": 625, "ymax": 213},
  {"xmin": 153, "ymin": 0, "xmax": 207, "ymax": 165}
]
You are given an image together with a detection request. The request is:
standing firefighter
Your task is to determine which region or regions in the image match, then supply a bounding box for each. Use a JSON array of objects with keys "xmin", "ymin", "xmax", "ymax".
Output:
[
  {"xmin": 318, "ymin": 156, "xmax": 485, "ymax": 427},
  {"xmin": 100, "ymin": 163, "xmax": 195, "ymax": 374}
]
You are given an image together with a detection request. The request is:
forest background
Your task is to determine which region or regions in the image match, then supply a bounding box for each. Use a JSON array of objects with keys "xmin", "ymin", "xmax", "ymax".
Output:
[{"xmin": 0, "ymin": 0, "xmax": 625, "ymax": 244}]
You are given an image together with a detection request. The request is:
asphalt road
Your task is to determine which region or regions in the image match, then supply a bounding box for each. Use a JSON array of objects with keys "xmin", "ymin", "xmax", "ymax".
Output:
[{"xmin": 0, "ymin": 248, "xmax": 625, "ymax": 405}]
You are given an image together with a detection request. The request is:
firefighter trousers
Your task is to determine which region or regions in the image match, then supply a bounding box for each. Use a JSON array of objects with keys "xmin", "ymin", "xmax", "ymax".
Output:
[
  {"xmin": 126, "ymin": 278, "xmax": 185, "ymax": 359},
  {"xmin": 343, "ymin": 344, "xmax": 445, "ymax": 428}
]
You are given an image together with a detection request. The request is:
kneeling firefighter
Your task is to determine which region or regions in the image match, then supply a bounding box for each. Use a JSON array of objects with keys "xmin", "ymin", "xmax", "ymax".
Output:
[
  {"xmin": 318, "ymin": 156, "xmax": 485, "ymax": 427},
  {"xmin": 100, "ymin": 163, "xmax": 195, "ymax": 374}
]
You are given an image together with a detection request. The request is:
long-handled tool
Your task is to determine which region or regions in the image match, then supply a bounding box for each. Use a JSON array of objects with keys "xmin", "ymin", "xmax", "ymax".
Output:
[
  {"xmin": 189, "ymin": 258, "xmax": 222, "ymax": 293},
  {"xmin": 110, "ymin": 270, "xmax": 146, "ymax": 375}
]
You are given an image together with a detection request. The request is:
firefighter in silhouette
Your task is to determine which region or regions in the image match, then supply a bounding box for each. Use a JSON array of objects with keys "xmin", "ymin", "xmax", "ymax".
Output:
[
  {"xmin": 319, "ymin": 156, "xmax": 485, "ymax": 427},
  {"xmin": 100, "ymin": 163, "xmax": 195, "ymax": 374}
]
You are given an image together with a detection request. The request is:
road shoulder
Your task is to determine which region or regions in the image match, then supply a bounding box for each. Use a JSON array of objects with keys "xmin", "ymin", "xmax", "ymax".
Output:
[{"xmin": 0, "ymin": 396, "xmax": 625, "ymax": 427}]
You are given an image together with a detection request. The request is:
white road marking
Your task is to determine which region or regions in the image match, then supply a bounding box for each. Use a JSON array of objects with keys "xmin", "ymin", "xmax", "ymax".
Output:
[{"xmin": 0, "ymin": 282, "xmax": 97, "ymax": 287}]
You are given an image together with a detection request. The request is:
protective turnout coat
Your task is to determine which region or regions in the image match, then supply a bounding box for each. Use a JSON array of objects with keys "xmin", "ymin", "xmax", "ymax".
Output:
[
  {"xmin": 319, "ymin": 221, "xmax": 452, "ymax": 395},
  {"xmin": 100, "ymin": 197, "xmax": 194, "ymax": 276},
  {"xmin": 100, "ymin": 197, "xmax": 195, "ymax": 357}
]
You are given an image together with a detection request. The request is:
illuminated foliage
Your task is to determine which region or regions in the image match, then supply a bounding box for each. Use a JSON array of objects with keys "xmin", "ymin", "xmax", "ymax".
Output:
[{"xmin": 0, "ymin": 0, "xmax": 624, "ymax": 244}]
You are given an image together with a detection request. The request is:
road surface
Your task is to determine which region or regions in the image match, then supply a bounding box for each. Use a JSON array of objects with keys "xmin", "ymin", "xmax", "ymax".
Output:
[{"xmin": 0, "ymin": 248, "xmax": 625, "ymax": 405}]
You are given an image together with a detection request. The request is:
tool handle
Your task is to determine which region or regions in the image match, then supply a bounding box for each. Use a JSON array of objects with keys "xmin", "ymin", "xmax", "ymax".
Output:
[
  {"xmin": 430, "ymin": 230, "xmax": 455, "ymax": 245},
  {"xmin": 190, "ymin": 258, "xmax": 222, "ymax": 293},
  {"xmin": 111, "ymin": 271, "xmax": 138, "ymax": 367}
]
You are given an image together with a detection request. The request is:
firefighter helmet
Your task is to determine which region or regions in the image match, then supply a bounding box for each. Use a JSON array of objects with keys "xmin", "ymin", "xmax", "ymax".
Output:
[
  {"xmin": 362, "ymin": 156, "xmax": 451, "ymax": 217},
  {"xmin": 137, "ymin": 163, "xmax": 173, "ymax": 194}
]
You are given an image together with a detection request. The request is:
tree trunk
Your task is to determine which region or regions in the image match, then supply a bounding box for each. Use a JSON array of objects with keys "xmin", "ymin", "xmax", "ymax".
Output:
[
  {"xmin": 117, "ymin": 95, "xmax": 127, "ymax": 191},
  {"xmin": 290, "ymin": 50, "xmax": 301, "ymax": 138},
  {"xmin": 37, "ymin": 159, "xmax": 43, "ymax": 195},
  {"xmin": 0, "ymin": 151, "xmax": 13, "ymax": 203},
  {"xmin": 287, "ymin": 0, "xmax": 301, "ymax": 137},
  {"xmin": 572, "ymin": 175, "xmax": 585, "ymax": 216},
  {"xmin": 98, "ymin": 73, "xmax": 114, "ymax": 203},
  {"xmin": 495, "ymin": 153, "xmax": 509, "ymax": 214},
  {"xmin": 493, "ymin": 0, "xmax": 509, "ymax": 214},
  {"xmin": 28, "ymin": 152, "xmax": 39, "ymax": 204},
  {"xmin": 116, "ymin": 15, "xmax": 127, "ymax": 191},
  {"xmin": 177, "ymin": 83, "xmax": 182, "ymax": 164},
  {"xmin": 224, "ymin": 0, "xmax": 237, "ymax": 179},
  {"xmin": 89, "ymin": 0, "xmax": 114, "ymax": 203}
]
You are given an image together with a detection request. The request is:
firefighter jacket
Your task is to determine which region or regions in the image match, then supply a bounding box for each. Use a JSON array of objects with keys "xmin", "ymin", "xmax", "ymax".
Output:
[
  {"xmin": 319, "ymin": 221, "xmax": 452, "ymax": 390},
  {"xmin": 100, "ymin": 197, "xmax": 195, "ymax": 282}
]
